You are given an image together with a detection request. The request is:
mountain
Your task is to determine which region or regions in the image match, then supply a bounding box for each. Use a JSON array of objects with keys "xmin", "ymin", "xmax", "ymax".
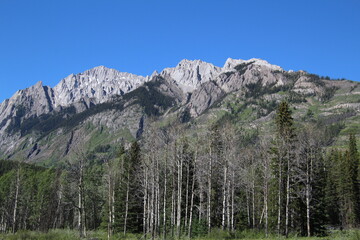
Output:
[
  {"xmin": 0, "ymin": 58, "xmax": 359, "ymax": 165},
  {"xmin": 53, "ymin": 65, "xmax": 149, "ymax": 107}
]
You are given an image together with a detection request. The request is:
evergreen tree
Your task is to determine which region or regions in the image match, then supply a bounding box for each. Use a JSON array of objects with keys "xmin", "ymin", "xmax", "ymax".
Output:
[
  {"xmin": 342, "ymin": 134, "xmax": 360, "ymax": 227},
  {"xmin": 271, "ymin": 101, "xmax": 296, "ymax": 237},
  {"xmin": 324, "ymin": 150, "xmax": 341, "ymax": 226},
  {"xmin": 125, "ymin": 141, "xmax": 143, "ymax": 233}
]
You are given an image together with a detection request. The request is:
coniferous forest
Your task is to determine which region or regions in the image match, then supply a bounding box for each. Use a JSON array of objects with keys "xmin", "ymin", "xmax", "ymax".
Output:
[{"xmin": 0, "ymin": 102, "xmax": 359, "ymax": 239}]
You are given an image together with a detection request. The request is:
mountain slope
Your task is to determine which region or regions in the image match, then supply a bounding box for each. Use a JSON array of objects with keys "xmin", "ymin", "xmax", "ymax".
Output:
[{"xmin": 0, "ymin": 58, "xmax": 359, "ymax": 164}]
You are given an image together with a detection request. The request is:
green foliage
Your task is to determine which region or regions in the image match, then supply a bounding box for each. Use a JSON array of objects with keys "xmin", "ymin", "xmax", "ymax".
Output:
[
  {"xmin": 1, "ymin": 229, "xmax": 360, "ymax": 239},
  {"xmin": 288, "ymin": 91, "xmax": 307, "ymax": 103},
  {"xmin": 123, "ymin": 76, "xmax": 176, "ymax": 116},
  {"xmin": 0, "ymin": 230, "xmax": 79, "ymax": 240},
  {"xmin": 234, "ymin": 61, "xmax": 255, "ymax": 75},
  {"xmin": 324, "ymin": 135, "xmax": 360, "ymax": 229},
  {"xmin": 307, "ymin": 74, "xmax": 325, "ymax": 87},
  {"xmin": 94, "ymin": 144, "xmax": 111, "ymax": 153},
  {"xmin": 0, "ymin": 160, "xmax": 61, "ymax": 232},
  {"xmin": 244, "ymin": 81, "xmax": 293, "ymax": 99},
  {"xmin": 5, "ymin": 77, "xmax": 176, "ymax": 139},
  {"xmin": 6, "ymin": 106, "xmax": 77, "ymax": 136},
  {"xmin": 180, "ymin": 107, "xmax": 192, "ymax": 123},
  {"xmin": 282, "ymin": 71, "xmax": 302, "ymax": 83},
  {"xmin": 321, "ymin": 86, "xmax": 338, "ymax": 102},
  {"xmin": 275, "ymin": 101, "xmax": 295, "ymax": 139},
  {"xmin": 191, "ymin": 219, "xmax": 208, "ymax": 237}
]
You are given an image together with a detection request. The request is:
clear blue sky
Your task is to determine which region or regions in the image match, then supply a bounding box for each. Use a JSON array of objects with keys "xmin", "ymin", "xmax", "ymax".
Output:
[{"xmin": 0, "ymin": 0, "xmax": 359, "ymax": 102}]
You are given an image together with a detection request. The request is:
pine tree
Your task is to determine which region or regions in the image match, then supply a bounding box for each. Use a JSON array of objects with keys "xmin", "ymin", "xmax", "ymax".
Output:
[
  {"xmin": 324, "ymin": 150, "xmax": 341, "ymax": 226},
  {"xmin": 271, "ymin": 101, "xmax": 296, "ymax": 237},
  {"xmin": 125, "ymin": 141, "xmax": 143, "ymax": 233},
  {"xmin": 331, "ymin": 134, "xmax": 360, "ymax": 228},
  {"xmin": 344, "ymin": 134, "xmax": 360, "ymax": 227}
]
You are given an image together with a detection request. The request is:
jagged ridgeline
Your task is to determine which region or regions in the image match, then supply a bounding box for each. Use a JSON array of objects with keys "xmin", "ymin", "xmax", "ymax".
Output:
[
  {"xmin": 0, "ymin": 58, "xmax": 360, "ymax": 238},
  {"xmin": 0, "ymin": 58, "xmax": 359, "ymax": 164}
]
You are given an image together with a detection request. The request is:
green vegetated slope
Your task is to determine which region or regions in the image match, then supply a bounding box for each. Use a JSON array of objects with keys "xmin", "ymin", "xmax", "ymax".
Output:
[
  {"xmin": 1, "ymin": 69, "xmax": 360, "ymax": 239},
  {"xmin": 0, "ymin": 229, "xmax": 360, "ymax": 240},
  {"xmin": 194, "ymin": 77, "xmax": 360, "ymax": 150},
  {"xmin": 2, "ymin": 69, "xmax": 360, "ymax": 165},
  {"xmin": 1, "ymin": 77, "xmax": 180, "ymax": 165}
]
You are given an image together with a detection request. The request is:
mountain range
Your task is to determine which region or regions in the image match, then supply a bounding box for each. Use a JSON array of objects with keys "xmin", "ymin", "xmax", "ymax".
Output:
[{"xmin": 0, "ymin": 58, "xmax": 359, "ymax": 165}]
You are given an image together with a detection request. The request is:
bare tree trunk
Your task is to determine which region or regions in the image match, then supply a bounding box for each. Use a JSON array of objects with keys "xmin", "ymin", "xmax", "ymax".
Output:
[
  {"xmin": 252, "ymin": 177, "xmax": 256, "ymax": 229},
  {"xmin": 207, "ymin": 146, "xmax": 212, "ymax": 233},
  {"xmin": 155, "ymin": 155, "xmax": 160, "ymax": 238},
  {"xmin": 78, "ymin": 159, "xmax": 86, "ymax": 238},
  {"xmin": 107, "ymin": 172, "xmax": 113, "ymax": 240},
  {"xmin": 306, "ymin": 149, "xmax": 313, "ymax": 237},
  {"xmin": 184, "ymin": 163, "xmax": 190, "ymax": 229},
  {"xmin": 285, "ymin": 156, "xmax": 290, "ymax": 238},
  {"xmin": 171, "ymin": 172, "xmax": 175, "ymax": 237},
  {"xmin": 12, "ymin": 166, "xmax": 20, "ymax": 233},
  {"xmin": 163, "ymin": 157, "xmax": 167, "ymax": 239},
  {"xmin": 246, "ymin": 189, "xmax": 251, "ymax": 227},
  {"xmin": 188, "ymin": 151, "xmax": 197, "ymax": 238},
  {"xmin": 222, "ymin": 165, "xmax": 227, "ymax": 230},
  {"xmin": 153, "ymin": 182, "xmax": 157, "ymax": 240},
  {"xmin": 157, "ymin": 177, "xmax": 161, "ymax": 238},
  {"xmin": 78, "ymin": 184, "xmax": 83, "ymax": 237},
  {"xmin": 124, "ymin": 172, "xmax": 130, "ymax": 236},
  {"xmin": 111, "ymin": 185, "xmax": 115, "ymax": 231},
  {"xmin": 150, "ymin": 165, "xmax": 156, "ymax": 240},
  {"xmin": 147, "ymin": 189, "xmax": 151, "ymax": 238},
  {"xmin": 199, "ymin": 184, "xmax": 203, "ymax": 223},
  {"xmin": 106, "ymin": 158, "xmax": 116, "ymax": 240},
  {"xmin": 264, "ymin": 171, "xmax": 269, "ymax": 237},
  {"xmin": 306, "ymin": 168, "xmax": 311, "ymax": 237},
  {"xmin": 143, "ymin": 168, "xmax": 148, "ymax": 237},
  {"xmin": 226, "ymin": 178, "xmax": 231, "ymax": 231},
  {"xmin": 277, "ymin": 159, "xmax": 282, "ymax": 236},
  {"xmin": 151, "ymin": 171, "xmax": 155, "ymax": 240},
  {"xmin": 231, "ymin": 174, "xmax": 235, "ymax": 232},
  {"xmin": 53, "ymin": 179, "xmax": 63, "ymax": 229},
  {"xmin": 176, "ymin": 149, "xmax": 183, "ymax": 238},
  {"xmin": 1, "ymin": 214, "xmax": 5, "ymax": 232}
]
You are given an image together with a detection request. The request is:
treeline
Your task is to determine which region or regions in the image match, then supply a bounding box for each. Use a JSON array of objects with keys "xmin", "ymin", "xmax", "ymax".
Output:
[{"xmin": 0, "ymin": 101, "xmax": 359, "ymax": 239}]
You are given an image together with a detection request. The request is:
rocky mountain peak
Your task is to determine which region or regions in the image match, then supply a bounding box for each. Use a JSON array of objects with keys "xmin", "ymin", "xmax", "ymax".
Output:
[
  {"xmin": 53, "ymin": 66, "xmax": 147, "ymax": 107},
  {"xmin": 223, "ymin": 58, "xmax": 246, "ymax": 70},
  {"xmin": 223, "ymin": 58, "xmax": 283, "ymax": 72},
  {"xmin": 247, "ymin": 58, "xmax": 283, "ymax": 71},
  {"xmin": 160, "ymin": 59, "xmax": 222, "ymax": 92},
  {"xmin": 82, "ymin": 65, "xmax": 123, "ymax": 78}
]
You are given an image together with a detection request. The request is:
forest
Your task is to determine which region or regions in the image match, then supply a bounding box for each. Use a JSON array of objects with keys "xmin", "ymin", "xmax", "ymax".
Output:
[{"xmin": 0, "ymin": 101, "xmax": 359, "ymax": 239}]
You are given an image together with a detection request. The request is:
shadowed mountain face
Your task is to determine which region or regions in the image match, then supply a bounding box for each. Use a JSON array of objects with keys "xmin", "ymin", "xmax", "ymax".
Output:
[{"xmin": 0, "ymin": 58, "xmax": 359, "ymax": 164}]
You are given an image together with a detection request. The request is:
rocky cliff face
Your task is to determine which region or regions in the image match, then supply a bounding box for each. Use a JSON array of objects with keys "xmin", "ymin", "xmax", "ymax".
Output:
[
  {"xmin": 160, "ymin": 59, "xmax": 222, "ymax": 92},
  {"xmin": 53, "ymin": 66, "xmax": 148, "ymax": 107},
  {"xmin": 1, "ymin": 57, "xmax": 358, "ymax": 163},
  {"xmin": 0, "ymin": 81, "xmax": 55, "ymax": 135},
  {"xmin": 0, "ymin": 66, "xmax": 148, "ymax": 134},
  {"xmin": 0, "ymin": 58, "xmax": 286, "ymax": 126}
]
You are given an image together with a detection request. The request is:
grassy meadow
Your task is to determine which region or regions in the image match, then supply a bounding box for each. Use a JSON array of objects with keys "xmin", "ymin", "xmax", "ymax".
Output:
[{"xmin": 0, "ymin": 229, "xmax": 359, "ymax": 240}]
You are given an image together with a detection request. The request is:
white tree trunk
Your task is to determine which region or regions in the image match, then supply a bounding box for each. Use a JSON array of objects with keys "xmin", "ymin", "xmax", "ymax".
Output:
[
  {"xmin": 176, "ymin": 150, "xmax": 183, "ymax": 238},
  {"xmin": 12, "ymin": 167, "xmax": 20, "ymax": 233},
  {"xmin": 143, "ymin": 168, "xmax": 148, "ymax": 237},
  {"xmin": 124, "ymin": 172, "xmax": 130, "ymax": 236},
  {"xmin": 207, "ymin": 151, "xmax": 212, "ymax": 233},
  {"xmin": 277, "ymin": 158, "xmax": 282, "ymax": 235},
  {"xmin": 231, "ymin": 173, "xmax": 235, "ymax": 232},
  {"xmin": 222, "ymin": 165, "xmax": 227, "ymax": 230},
  {"xmin": 184, "ymin": 163, "xmax": 190, "ymax": 229},
  {"xmin": 285, "ymin": 156, "xmax": 290, "ymax": 238},
  {"xmin": 163, "ymin": 157, "xmax": 167, "ymax": 238},
  {"xmin": 188, "ymin": 152, "xmax": 197, "ymax": 238}
]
